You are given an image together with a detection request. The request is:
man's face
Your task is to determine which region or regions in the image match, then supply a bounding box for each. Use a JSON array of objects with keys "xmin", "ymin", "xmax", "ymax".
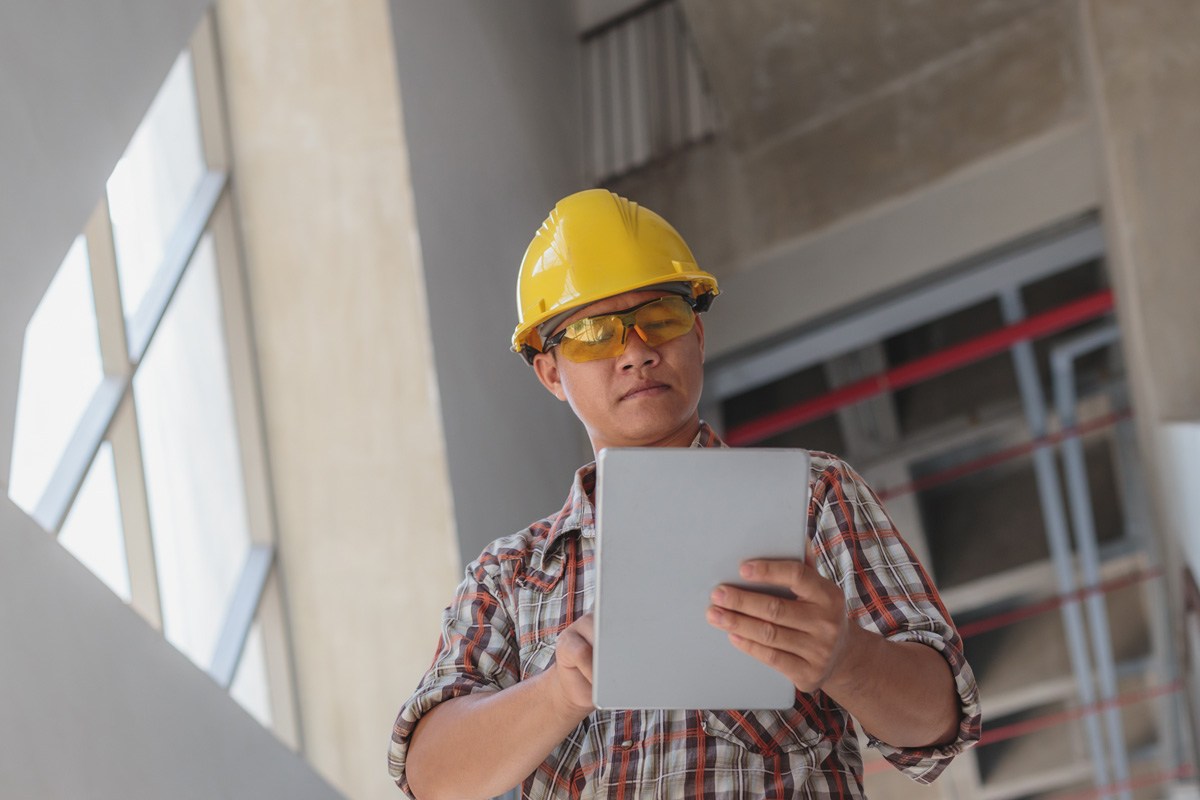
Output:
[{"xmin": 531, "ymin": 289, "xmax": 706, "ymax": 453}]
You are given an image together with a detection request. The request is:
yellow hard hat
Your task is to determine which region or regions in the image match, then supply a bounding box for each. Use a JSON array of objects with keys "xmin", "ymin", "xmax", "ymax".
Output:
[{"xmin": 512, "ymin": 189, "xmax": 719, "ymax": 363}]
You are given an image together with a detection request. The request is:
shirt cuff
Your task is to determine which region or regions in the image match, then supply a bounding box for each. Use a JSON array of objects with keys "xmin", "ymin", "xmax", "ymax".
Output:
[
  {"xmin": 866, "ymin": 629, "xmax": 983, "ymax": 784},
  {"xmin": 388, "ymin": 675, "xmax": 501, "ymax": 798}
]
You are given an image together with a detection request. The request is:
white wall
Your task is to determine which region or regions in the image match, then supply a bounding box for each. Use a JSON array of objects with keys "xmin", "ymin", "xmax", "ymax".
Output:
[
  {"xmin": 388, "ymin": 0, "xmax": 589, "ymax": 563},
  {"xmin": 0, "ymin": 499, "xmax": 339, "ymax": 798},
  {"xmin": 0, "ymin": 2, "xmax": 338, "ymax": 796}
]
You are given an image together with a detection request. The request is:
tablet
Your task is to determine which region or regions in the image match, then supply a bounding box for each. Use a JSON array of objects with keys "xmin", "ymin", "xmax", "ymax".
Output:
[{"xmin": 593, "ymin": 447, "xmax": 811, "ymax": 710}]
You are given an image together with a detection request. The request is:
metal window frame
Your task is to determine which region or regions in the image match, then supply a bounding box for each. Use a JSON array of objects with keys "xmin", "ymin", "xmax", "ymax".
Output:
[
  {"xmin": 17, "ymin": 9, "xmax": 300, "ymax": 750},
  {"xmin": 705, "ymin": 220, "xmax": 1107, "ymax": 404},
  {"xmin": 82, "ymin": 197, "xmax": 163, "ymax": 629},
  {"xmin": 706, "ymin": 218, "xmax": 1187, "ymax": 799}
]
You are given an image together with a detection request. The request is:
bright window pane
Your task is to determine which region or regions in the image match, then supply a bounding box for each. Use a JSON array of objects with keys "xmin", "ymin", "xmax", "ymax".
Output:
[
  {"xmin": 58, "ymin": 442, "xmax": 131, "ymax": 602},
  {"xmin": 8, "ymin": 236, "xmax": 104, "ymax": 517},
  {"xmin": 230, "ymin": 622, "xmax": 273, "ymax": 728},
  {"xmin": 106, "ymin": 51, "xmax": 206, "ymax": 320},
  {"xmin": 135, "ymin": 234, "xmax": 251, "ymax": 670}
]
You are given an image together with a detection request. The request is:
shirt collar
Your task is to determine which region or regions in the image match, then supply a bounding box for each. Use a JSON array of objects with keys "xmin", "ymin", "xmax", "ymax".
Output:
[{"xmin": 541, "ymin": 420, "xmax": 726, "ymax": 559}]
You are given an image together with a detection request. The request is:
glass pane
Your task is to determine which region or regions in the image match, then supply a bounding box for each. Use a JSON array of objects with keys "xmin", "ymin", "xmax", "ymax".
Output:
[
  {"xmin": 58, "ymin": 442, "xmax": 131, "ymax": 602},
  {"xmin": 135, "ymin": 234, "xmax": 251, "ymax": 670},
  {"xmin": 884, "ymin": 298, "xmax": 1019, "ymax": 437},
  {"xmin": 230, "ymin": 621, "xmax": 273, "ymax": 729},
  {"xmin": 106, "ymin": 51, "xmax": 206, "ymax": 320},
  {"xmin": 720, "ymin": 362, "xmax": 846, "ymax": 453},
  {"xmin": 8, "ymin": 236, "xmax": 105, "ymax": 517}
]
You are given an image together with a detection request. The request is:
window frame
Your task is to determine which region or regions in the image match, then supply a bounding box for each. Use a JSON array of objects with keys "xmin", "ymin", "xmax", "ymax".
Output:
[{"xmin": 10, "ymin": 10, "xmax": 300, "ymax": 750}]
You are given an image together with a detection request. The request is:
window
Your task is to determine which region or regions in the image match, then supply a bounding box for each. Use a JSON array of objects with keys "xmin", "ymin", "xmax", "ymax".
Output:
[{"xmin": 7, "ymin": 12, "xmax": 297, "ymax": 748}]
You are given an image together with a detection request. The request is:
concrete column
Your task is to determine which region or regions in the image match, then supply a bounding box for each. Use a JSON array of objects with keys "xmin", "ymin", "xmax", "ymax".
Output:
[
  {"xmin": 1079, "ymin": 0, "xmax": 1200, "ymax": 770},
  {"xmin": 215, "ymin": 2, "xmax": 461, "ymax": 798}
]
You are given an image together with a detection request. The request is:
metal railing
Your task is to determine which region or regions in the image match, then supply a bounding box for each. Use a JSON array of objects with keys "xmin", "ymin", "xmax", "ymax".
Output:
[{"xmin": 709, "ymin": 223, "xmax": 1193, "ymax": 798}]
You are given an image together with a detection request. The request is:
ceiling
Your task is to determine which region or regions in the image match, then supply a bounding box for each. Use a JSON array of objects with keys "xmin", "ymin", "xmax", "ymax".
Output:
[{"xmin": 679, "ymin": 0, "xmax": 1062, "ymax": 150}]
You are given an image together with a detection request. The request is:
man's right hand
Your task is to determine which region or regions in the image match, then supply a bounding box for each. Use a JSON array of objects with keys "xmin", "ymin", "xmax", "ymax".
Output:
[
  {"xmin": 547, "ymin": 612, "xmax": 596, "ymax": 718},
  {"xmin": 407, "ymin": 611, "xmax": 598, "ymax": 799}
]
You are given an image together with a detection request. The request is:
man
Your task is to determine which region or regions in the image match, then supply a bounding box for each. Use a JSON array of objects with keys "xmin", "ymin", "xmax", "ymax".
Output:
[{"xmin": 389, "ymin": 189, "xmax": 981, "ymax": 799}]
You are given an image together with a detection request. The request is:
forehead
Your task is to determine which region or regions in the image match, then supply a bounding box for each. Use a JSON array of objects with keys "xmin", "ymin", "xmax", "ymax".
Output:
[{"xmin": 557, "ymin": 290, "xmax": 673, "ymax": 331}]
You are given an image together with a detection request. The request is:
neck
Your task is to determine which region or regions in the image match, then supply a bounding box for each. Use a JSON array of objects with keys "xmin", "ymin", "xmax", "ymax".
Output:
[{"xmin": 588, "ymin": 414, "xmax": 702, "ymax": 457}]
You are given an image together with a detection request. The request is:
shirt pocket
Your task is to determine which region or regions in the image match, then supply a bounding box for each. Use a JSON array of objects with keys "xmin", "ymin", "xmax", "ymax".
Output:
[{"xmin": 702, "ymin": 705, "xmax": 824, "ymax": 756}]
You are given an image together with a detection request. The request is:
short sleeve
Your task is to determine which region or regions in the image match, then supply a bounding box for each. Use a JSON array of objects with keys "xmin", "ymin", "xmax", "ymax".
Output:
[
  {"xmin": 387, "ymin": 559, "xmax": 521, "ymax": 797},
  {"xmin": 808, "ymin": 455, "xmax": 982, "ymax": 784}
]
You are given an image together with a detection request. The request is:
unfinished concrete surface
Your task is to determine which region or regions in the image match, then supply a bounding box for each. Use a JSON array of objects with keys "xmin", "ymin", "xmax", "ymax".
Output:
[
  {"xmin": 386, "ymin": 0, "xmax": 590, "ymax": 564},
  {"xmin": 1082, "ymin": 0, "xmax": 1200, "ymax": 432},
  {"xmin": 1081, "ymin": 0, "xmax": 1200, "ymax": 775},
  {"xmin": 215, "ymin": 2, "xmax": 460, "ymax": 798},
  {"xmin": 680, "ymin": 0, "xmax": 1060, "ymax": 150},
  {"xmin": 613, "ymin": 0, "xmax": 1086, "ymax": 269}
]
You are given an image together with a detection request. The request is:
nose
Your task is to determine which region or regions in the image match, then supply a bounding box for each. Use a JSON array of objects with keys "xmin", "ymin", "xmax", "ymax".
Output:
[{"xmin": 618, "ymin": 324, "xmax": 660, "ymax": 370}]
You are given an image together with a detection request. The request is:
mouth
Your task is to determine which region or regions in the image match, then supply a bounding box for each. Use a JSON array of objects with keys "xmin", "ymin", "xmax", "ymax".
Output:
[{"xmin": 621, "ymin": 382, "xmax": 670, "ymax": 400}]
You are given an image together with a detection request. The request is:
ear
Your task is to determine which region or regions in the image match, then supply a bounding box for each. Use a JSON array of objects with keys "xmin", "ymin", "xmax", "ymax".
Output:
[
  {"xmin": 532, "ymin": 350, "xmax": 568, "ymax": 401},
  {"xmin": 694, "ymin": 315, "xmax": 706, "ymax": 364}
]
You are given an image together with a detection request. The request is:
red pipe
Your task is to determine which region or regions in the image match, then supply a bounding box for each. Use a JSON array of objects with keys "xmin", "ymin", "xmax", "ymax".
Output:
[
  {"xmin": 876, "ymin": 409, "xmax": 1132, "ymax": 502},
  {"xmin": 955, "ymin": 565, "xmax": 1162, "ymax": 640},
  {"xmin": 978, "ymin": 680, "xmax": 1181, "ymax": 747},
  {"xmin": 725, "ymin": 289, "xmax": 1115, "ymax": 446},
  {"xmin": 1045, "ymin": 765, "xmax": 1195, "ymax": 800},
  {"xmin": 862, "ymin": 680, "xmax": 1183, "ymax": 777}
]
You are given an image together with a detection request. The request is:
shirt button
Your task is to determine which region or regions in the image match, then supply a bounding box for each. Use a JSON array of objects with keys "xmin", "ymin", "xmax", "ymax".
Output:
[{"xmin": 619, "ymin": 739, "xmax": 633, "ymax": 748}]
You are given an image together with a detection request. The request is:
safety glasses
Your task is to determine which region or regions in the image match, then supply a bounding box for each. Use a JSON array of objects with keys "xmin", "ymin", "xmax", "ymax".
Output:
[{"xmin": 543, "ymin": 295, "xmax": 698, "ymax": 363}]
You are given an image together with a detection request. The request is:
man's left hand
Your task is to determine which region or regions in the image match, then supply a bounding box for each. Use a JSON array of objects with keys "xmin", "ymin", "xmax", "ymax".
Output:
[{"xmin": 705, "ymin": 557, "xmax": 855, "ymax": 694}]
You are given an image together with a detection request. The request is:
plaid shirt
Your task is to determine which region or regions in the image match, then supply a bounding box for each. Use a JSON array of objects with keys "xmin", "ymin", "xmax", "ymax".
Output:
[{"xmin": 390, "ymin": 423, "xmax": 981, "ymax": 798}]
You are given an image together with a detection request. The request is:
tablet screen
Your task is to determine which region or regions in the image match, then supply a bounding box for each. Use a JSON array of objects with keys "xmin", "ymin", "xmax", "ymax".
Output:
[{"xmin": 593, "ymin": 447, "xmax": 811, "ymax": 710}]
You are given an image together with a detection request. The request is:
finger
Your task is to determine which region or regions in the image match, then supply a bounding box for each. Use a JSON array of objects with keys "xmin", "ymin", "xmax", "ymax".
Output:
[
  {"xmin": 557, "ymin": 627, "xmax": 594, "ymax": 678},
  {"xmin": 575, "ymin": 650, "xmax": 594, "ymax": 683},
  {"xmin": 711, "ymin": 585, "xmax": 803, "ymax": 629},
  {"xmin": 739, "ymin": 559, "xmax": 826, "ymax": 601},
  {"xmin": 560, "ymin": 636, "xmax": 594, "ymax": 683},
  {"xmin": 574, "ymin": 613, "xmax": 595, "ymax": 645},
  {"xmin": 706, "ymin": 606, "xmax": 810, "ymax": 654},
  {"xmin": 726, "ymin": 633, "xmax": 815, "ymax": 687}
]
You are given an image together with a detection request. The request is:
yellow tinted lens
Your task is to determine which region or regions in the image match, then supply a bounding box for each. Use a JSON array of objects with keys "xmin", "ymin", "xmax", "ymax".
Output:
[
  {"xmin": 559, "ymin": 316, "xmax": 625, "ymax": 362},
  {"xmin": 634, "ymin": 296, "xmax": 695, "ymax": 345},
  {"xmin": 555, "ymin": 296, "xmax": 695, "ymax": 362}
]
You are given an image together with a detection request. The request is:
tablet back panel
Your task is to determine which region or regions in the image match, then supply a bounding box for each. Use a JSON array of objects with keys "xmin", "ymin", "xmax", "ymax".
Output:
[{"xmin": 594, "ymin": 447, "xmax": 810, "ymax": 710}]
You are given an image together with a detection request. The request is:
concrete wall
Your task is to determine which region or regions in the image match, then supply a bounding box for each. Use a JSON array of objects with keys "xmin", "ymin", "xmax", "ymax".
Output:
[
  {"xmin": 0, "ymin": 499, "xmax": 339, "ymax": 799},
  {"xmin": 1080, "ymin": 0, "xmax": 1200, "ymax": 731},
  {"xmin": 613, "ymin": 0, "xmax": 1088, "ymax": 325},
  {"xmin": 388, "ymin": 0, "xmax": 589, "ymax": 563},
  {"xmin": 214, "ymin": 1, "xmax": 462, "ymax": 797},
  {"xmin": 0, "ymin": 2, "xmax": 336, "ymax": 797},
  {"xmin": 705, "ymin": 123, "xmax": 1102, "ymax": 362}
]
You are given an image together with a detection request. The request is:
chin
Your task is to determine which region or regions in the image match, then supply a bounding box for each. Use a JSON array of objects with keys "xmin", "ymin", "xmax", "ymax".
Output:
[{"xmin": 616, "ymin": 414, "xmax": 692, "ymax": 447}]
